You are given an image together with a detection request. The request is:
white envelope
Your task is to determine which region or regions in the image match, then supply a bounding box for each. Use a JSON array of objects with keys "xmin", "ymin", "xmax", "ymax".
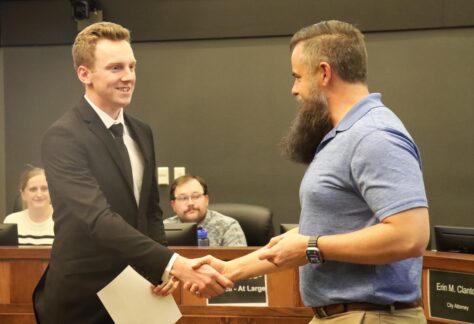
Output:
[{"xmin": 97, "ymin": 265, "xmax": 182, "ymax": 324}]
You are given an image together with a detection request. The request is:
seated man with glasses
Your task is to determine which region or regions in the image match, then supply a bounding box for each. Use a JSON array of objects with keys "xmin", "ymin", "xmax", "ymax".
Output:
[{"xmin": 164, "ymin": 174, "xmax": 247, "ymax": 246}]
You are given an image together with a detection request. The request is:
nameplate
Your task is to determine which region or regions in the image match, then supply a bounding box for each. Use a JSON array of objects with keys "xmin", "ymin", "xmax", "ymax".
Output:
[
  {"xmin": 207, "ymin": 275, "xmax": 268, "ymax": 306},
  {"xmin": 428, "ymin": 269, "xmax": 474, "ymax": 323}
]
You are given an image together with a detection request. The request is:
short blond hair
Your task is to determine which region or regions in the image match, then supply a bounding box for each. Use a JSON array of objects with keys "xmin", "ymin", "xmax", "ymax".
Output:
[{"xmin": 72, "ymin": 21, "xmax": 131, "ymax": 70}]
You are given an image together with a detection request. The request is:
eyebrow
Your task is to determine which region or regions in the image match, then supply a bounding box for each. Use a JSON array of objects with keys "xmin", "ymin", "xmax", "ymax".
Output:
[
  {"xmin": 178, "ymin": 191, "xmax": 203, "ymax": 195},
  {"xmin": 105, "ymin": 60, "xmax": 137, "ymax": 67}
]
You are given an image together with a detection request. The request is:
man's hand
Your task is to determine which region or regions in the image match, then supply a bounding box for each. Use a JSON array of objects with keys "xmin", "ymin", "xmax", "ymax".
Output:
[
  {"xmin": 151, "ymin": 276, "xmax": 179, "ymax": 296},
  {"xmin": 258, "ymin": 232, "xmax": 309, "ymax": 267},
  {"xmin": 170, "ymin": 255, "xmax": 233, "ymax": 298},
  {"xmin": 190, "ymin": 255, "xmax": 227, "ymax": 275},
  {"xmin": 183, "ymin": 255, "xmax": 229, "ymax": 294}
]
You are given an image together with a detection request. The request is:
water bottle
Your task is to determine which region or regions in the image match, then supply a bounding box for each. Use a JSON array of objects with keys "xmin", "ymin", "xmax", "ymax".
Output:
[{"xmin": 197, "ymin": 227, "xmax": 210, "ymax": 246}]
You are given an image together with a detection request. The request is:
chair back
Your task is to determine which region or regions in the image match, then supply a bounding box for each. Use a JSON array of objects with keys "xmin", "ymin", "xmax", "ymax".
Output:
[
  {"xmin": 209, "ymin": 203, "xmax": 274, "ymax": 246},
  {"xmin": 280, "ymin": 223, "xmax": 298, "ymax": 234}
]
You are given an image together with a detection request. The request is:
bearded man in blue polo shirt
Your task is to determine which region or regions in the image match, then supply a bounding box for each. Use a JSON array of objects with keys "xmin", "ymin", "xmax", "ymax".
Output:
[{"xmin": 190, "ymin": 20, "xmax": 430, "ymax": 323}]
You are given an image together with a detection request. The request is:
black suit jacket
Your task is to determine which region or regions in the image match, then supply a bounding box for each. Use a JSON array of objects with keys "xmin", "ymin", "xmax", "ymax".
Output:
[{"xmin": 34, "ymin": 98, "xmax": 173, "ymax": 323}]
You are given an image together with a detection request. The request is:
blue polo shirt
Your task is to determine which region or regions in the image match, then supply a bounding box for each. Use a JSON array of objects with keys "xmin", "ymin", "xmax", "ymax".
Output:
[{"xmin": 299, "ymin": 93, "xmax": 428, "ymax": 307}]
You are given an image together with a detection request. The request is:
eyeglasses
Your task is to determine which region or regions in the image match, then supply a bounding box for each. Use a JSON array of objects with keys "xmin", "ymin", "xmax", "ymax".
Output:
[{"xmin": 174, "ymin": 193, "xmax": 205, "ymax": 203}]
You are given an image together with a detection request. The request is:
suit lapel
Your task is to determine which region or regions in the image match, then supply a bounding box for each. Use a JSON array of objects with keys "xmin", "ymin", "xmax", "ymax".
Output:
[{"xmin": 75, "ymin": 99, "xmax": 136, "ymax": 199}]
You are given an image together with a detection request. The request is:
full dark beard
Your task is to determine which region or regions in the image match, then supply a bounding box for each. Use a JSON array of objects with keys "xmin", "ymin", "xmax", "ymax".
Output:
[{"xmin": 280, "ymin": 89, "xmax": 332, "ymax": 164}]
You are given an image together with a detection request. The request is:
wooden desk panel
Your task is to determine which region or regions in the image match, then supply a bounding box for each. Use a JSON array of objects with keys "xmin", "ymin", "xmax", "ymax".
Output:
[
  {"xmin": 421, "ymin": 251, "xmax": 474, "ymax": 324},
  {"xmin": 3, "ymin": 247, "xmax": 471, "ymax": 323},
  {"xmin": 170, "ymin": 248, "xmax": 313, "ymax": 322},
  {"xmin": 0, "ymin": 247, "xmax": 50, "ymax": 324},
  {"xmin": 0, "ymin": 247, "xmax": 312, "ymax": 323}
]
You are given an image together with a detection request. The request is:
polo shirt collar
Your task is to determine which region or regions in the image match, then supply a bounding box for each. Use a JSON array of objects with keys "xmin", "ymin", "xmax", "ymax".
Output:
[
  {"xmin": 335, "ymin": 93, "xmax": 384, "ymax": 132},
  {"xmin": 316, "ymin": 93, "xmax": 384, "ymax": 153}
]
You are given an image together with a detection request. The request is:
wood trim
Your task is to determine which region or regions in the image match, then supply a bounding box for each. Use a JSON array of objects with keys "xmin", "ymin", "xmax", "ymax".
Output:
[
  {"xmin": 178, "ymin": 305, "xmax": 313, "ymax": 317},
  {"xmin": 0, "ymin": 247, "xmax": 51, "ymax": 260},
  {"xmin": 423, "ymin": 250, "xmax": 474, "ymax": 272}
]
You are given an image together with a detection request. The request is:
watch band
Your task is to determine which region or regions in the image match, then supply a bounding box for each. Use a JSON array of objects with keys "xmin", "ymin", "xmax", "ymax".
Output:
[
  {"xmin": 308, "ymin": 235, "xmax": 320, "ymax": 248},
  {"xmin": 315, "ymin": 235, "xmax": 323, "ymax": 261},
  {"xmin": 307, "ymin": 235, "xmax": 324, "ymax": 264}
]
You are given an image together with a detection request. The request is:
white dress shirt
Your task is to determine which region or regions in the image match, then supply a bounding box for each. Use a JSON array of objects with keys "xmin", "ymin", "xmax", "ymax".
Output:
[
  {"xmin": 84, "ymin": 95, "xmax": 176, "ymax": 282},
  {"xmin": 85, "ymin": 96, "xmax": 143, "ymax": 205}
]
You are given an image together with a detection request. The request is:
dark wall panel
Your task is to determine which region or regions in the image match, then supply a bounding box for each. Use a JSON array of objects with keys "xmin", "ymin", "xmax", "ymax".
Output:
[
  {"xmin": 2, "ymin": 28, "xmax": 474, "ymax": 231},
  {"xmin": 0, "ymin": 48, "xmax": 5, "ymax": 215},
  {"xmin": 3, "ymin": 45, "xmax": 82, "ymax": 219},
  {"xmin": 0, "ymin": 0, "xmax": 76, "ymax": 46},
  {"xmin": 366, "ymin": 29, "xmax": 474, "ymax": 230},
  {"xmin": 1, "ymin": 0, "xmax": 474, "ymax": 46}
]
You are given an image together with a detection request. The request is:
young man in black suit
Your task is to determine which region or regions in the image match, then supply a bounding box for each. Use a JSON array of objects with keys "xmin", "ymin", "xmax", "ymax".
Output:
[{"xmin": 33, "ymin": 22, "xmax": 232, "ymax": 323}]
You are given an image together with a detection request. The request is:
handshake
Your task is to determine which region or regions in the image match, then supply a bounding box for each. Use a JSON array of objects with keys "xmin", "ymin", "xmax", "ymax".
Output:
[
  {"xmin": 151, "ymin": 229, "xmax": 308, "ymax": 299},
  {"xmin": 153, "ymin": 255, "xmax": 231, "ymax": 299}
]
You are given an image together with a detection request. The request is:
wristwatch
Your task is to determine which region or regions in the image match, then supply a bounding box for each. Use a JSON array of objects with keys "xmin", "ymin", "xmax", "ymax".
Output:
[{"xmin": 306, "ymin": 235, "xmax": 324, "ymax": 264}]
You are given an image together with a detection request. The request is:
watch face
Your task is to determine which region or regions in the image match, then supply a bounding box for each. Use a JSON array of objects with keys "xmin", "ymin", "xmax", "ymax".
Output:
[{"xmin": 306, "ymin": 247, "xmax": 323, "ymax": 264}]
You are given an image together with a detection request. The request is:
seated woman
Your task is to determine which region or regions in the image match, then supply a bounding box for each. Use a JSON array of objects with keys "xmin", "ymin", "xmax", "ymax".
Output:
[{"xmin": 3, "ymin": 166, "xmax": 54, "ymax": 245}]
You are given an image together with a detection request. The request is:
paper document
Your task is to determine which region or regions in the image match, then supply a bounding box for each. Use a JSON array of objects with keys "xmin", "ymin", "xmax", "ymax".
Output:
[{"xmin": 97, "ymin": 265, "xmax": 182, "ymax": 324}]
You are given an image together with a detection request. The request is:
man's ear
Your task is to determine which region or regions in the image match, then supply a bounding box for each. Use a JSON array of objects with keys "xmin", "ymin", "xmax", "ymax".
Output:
[
  {"xmin": 319, "ymin": 61, "xmax": 332, "ymax": 86},
  {"xmin": 170, "ymin": 200, "xmax": 177, "ymax": 213},
  {"xmin": 77, "ymin": 65, "xmax": 91, "ymax": 85}
]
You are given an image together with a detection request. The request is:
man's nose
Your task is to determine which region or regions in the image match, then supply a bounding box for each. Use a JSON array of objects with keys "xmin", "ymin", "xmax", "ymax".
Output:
[
  {"xmin": 291, "ymin": 82, "xmax": 298, "ymax": 96},
  {"xmin": 122, "ymin": 68, "xmax": 135, "ymax": 81}
]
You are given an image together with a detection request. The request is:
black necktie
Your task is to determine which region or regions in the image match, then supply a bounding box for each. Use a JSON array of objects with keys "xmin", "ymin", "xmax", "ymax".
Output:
[{"xmin": 109, "ymin": 123, "xmax": 134, "ymax": 188}]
